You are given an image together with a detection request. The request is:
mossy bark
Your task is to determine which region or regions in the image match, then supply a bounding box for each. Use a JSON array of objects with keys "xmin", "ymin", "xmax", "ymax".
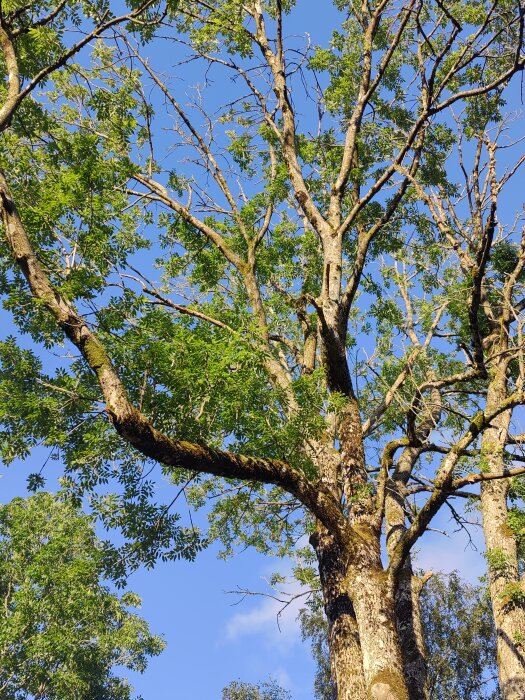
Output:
[
  {"xmin": 480, "ymin": 373, "xmax": 525, "ymax": 699},
  {"xmin": 313, "ymin": 528, "xmax": 367, "ymax": 700}
]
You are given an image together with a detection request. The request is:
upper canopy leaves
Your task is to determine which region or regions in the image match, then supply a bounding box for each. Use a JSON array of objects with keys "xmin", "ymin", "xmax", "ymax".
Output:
[{"xmin": 0, "ymin": 0, "xmax": 524, "ymax": 571}]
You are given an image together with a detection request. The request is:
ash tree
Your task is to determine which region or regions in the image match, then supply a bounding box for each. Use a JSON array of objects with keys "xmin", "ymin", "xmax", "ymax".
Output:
[
  {"xmin": 296, "ymin": 572, "xmax": 501, "ymax": 700},
  {"xmin": 1, "ymin": 1, "xmax": 525, "ymax": 699}
]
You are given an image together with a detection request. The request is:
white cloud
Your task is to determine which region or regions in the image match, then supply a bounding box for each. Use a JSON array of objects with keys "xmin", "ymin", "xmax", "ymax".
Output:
[
  {"xmin": 225, "ymin": 580, "xmax": 307, "ymax": 652},
  {"xmin": 270, "ymin": 667, "xmax": 293, "ymax": 691}
]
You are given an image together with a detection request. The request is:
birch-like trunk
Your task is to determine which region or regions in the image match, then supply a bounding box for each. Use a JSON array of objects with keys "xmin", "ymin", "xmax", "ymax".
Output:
[
  {"xmin": 331, "ymin": 399, "xmax": 411, "ymax": 699},
  {"xmin": 480, "ymin": 376, "xmax": 525, "ymax": 699}
]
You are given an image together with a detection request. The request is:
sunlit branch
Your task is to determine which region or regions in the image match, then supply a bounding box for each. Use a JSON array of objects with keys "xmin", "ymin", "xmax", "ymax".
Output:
[
  {"xmin": 389, "ymin": 390, "xmax": 525, "ymax": 578},
  {"xmin": 0, "ymin": 168, "xmax": 356, "ymax": 550}
]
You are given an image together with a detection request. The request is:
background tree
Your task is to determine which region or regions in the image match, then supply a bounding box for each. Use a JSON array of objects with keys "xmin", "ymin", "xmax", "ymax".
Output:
[
  {"xmin": 1, "ymin": 1, "xmax": 525, "ymax": 699},
  {"xmin": 299, "ymin": 591, "xmax": 337, "ymax": 700},
  {"xmin": 0, "ymin": 492, "xmax": 164, "ymax": 700},
  {"xmin": 222, "ymin": 679, "xmax": 291, "ymax": 700},
  {"xmin": 422, "ymin": 573, "xmax": 499, "ymax": 700}
]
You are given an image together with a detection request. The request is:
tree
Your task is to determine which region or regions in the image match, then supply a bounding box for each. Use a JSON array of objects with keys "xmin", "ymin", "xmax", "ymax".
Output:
[
  {"xmin": 422, "ymin": 573, "xmax": 499, "ymax": 700},
  {"xmin": 0, "ymin": 492, "xmax": 164, "ymax": 700},
  {"xmin": 1, "ymin": 2, "xmax": 525, "ymax": 699},
  {"xmin": 298, "ymin": 572, "xmax": 501, "ymax": 700},
  {"xmin": 399, "ymin": 115, "xmax": 525, "ymax": 699},
  {"xmin": 222, "ymin": 680, "xmax": 291, "ymax": 700}
]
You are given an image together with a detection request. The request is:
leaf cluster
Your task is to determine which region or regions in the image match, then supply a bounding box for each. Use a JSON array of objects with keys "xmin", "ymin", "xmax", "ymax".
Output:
[{"xmin": 0, "ymin": 492, "xmax": 164, "ymax": 700}]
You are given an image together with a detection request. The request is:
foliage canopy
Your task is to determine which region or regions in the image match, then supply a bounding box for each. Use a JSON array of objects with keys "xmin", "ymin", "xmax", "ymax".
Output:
[
  {"xmin": 1, "ymin": 0, "xmax": 525, "ymax": 698},
  {"xmin": 0, "ymin": 492, "xmax": 164, "ymax": 700}
]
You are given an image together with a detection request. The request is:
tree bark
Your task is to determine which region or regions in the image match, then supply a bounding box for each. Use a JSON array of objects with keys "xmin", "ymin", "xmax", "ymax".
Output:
[
  {"xmin": 480, "ymin": 372, "xmax": 525, "ymax": 700},
  {"xmin": 385, "ymin": 379, "xmax": 441, "ymax": 700},
  {"xmin": 386, "ymin": 446, "xmax": 432, "ymax": 700},
  {"xmin": 394, "ymin": 559, "xmax": 429, "ymax": 700},
  {"xmin": 349, "ymin": 534, "xmax": 410, "ymax": 700},
  {"xmin": 482, "ymin": 475, "xmax": 525, "ymax": 699},
  {"xmin": 313, "ymin": 529, "xmax": 367, "ymax": 700},
  {"xmin": 387, "ymin": 484, "xmax": 429, "ymax": 700}
]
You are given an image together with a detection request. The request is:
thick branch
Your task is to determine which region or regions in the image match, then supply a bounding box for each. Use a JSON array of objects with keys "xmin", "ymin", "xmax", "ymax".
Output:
[
  {"xmin": 0, "ymin": 169, "xmax": 352, "ymax": 549},
  {"xmin": 11, "ymin": 0, "xmax": 68, "ymax": 37},
  {"xmin": 0, "ymin": 25, "xmax": 20, "ymax": 127}
]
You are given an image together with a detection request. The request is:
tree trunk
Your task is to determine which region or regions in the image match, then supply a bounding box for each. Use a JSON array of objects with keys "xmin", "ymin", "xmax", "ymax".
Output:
[
  {"xmin": 313, "ymin": 529, "xmax": 367, "ymax": 700},
  {"xmin": 350, "ymin": 576, "xmax": 409, "ymax": 698},
  {"xmin": 394, "ymin": 560, "xmax": 429, "ymax": 700},
  {"xmin": 385, "ymin": 448, "xmax": 431, "ymax": 700},
  {"xmin": 349, "ymin": 534, "xmax": 410, "ymax": 700},
  {"xmin": 481, "ymin": 475, "xmax": 525, "ymax": 699},
  {"xmin": 313, "ymin": 523, "xmax": 412, "ymax": 700},
  {"xmin": 480, "ymin": 377, "xmax": 525, "ymax": 699}
]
